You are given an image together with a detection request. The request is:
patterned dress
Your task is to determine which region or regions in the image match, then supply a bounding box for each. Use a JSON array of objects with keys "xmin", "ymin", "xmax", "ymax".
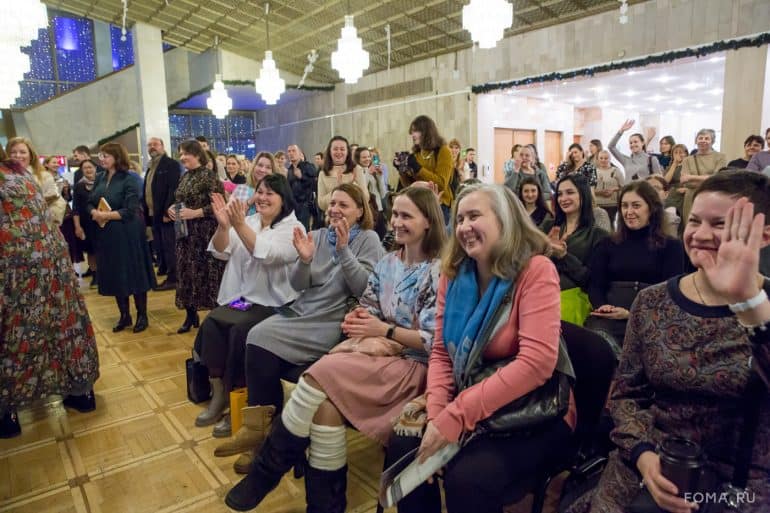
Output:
[
  {"xmin": 557, "ymin": 161, "xmax": 598, "ymax": 187},
  {"xmin": 589, "ymin": 276, "xmax": 770, "ymax": 512},
  {"xmin": 0, "ymin": 161, "xmax": 99, "ymax": 412},
  {"xmin": 174, "ymin": 166, "xmax": 225, "ymax": 310},
  {"xmin": 306, "ymin": 252, "xmax": 440, "ymax": 445}
]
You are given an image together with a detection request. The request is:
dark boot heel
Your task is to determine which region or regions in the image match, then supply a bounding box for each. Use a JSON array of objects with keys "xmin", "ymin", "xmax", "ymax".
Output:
[
  {"xmin": 305, "ymin": 465, "xmax": 348, "ymax": 513},
  {"xmin": 0, "ymin": 410, "xmax": 21, "ymax": 438},
  {"xmin": 63, "ymin": 390, "xmax": 96, "ymax": 413},
  {"xmin": 132, "ymin": 314, "xmax": 148, "ymax": 333}
]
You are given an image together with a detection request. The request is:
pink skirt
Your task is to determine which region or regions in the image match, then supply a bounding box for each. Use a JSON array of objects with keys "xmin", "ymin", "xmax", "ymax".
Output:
[{"xmin": 306, "ymin": 353, "xmax": 427, "ymax": 446}]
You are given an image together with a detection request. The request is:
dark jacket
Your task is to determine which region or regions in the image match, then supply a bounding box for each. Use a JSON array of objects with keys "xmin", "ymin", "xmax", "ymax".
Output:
[
  {"xmin": 142, "ymin": 153, "xmax": 181, "ymax": 224},
  {"xmin": 287, "ymin": 160, "xmax": 318, "ymax": 205}
]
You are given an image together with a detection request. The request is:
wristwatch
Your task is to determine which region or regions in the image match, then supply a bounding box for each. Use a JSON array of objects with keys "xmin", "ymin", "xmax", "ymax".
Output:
[{"xmin": 385, "ymin": 324, "xmax": 396, "ymax": 340}]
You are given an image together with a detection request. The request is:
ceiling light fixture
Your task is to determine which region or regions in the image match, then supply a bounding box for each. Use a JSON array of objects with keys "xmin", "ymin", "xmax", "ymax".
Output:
[
  {"xmin": 618, "ymin": 0, "xmax": 629, "ymax": 24},
  {"xmin": 462, "ymin": 0, "xmax": 513, "ymax": 49},
  {"xmin": 254, "ymin": 2, "xmax": 285, "ymax": 104},
  {"xmin": 331, "ymin": 1, "xmax": 369, "ymax": 84},
  {"xmin": 207, "ymin": 36, "xmax": 232, "ymax": 119},
  {"xmin": 0, "ymin": 0, "xmax": 48, "ymax": 107}
]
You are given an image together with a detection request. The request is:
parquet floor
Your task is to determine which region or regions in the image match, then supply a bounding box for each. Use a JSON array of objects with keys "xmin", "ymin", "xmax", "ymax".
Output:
[{"xmin": 1, "ymin": 275, "xmax": 549, "ymax": 513}]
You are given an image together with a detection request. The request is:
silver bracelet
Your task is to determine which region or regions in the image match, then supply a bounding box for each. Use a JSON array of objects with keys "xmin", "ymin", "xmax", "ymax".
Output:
[{"xmin": 728, "ymin": 289, "xmax": 768, "ymax": 313}]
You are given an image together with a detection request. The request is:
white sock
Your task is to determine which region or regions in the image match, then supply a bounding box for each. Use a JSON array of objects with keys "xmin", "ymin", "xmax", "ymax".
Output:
[
  {"xmin": 308, "ymin": 423, "xmax": 347, "ymax": 471},
  {"xmin": 280, "ymin": 376, "xmax": 327, "ymax": 437}
]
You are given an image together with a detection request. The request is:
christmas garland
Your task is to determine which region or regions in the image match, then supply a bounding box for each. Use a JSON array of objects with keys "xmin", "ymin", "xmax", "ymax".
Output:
[
  {"xmin": 472, "ymin": 31, "xmax": 770, "ymax": 94},
  {"xmin": 97, "ymin": 123, "xmax": 139, "ymax": 146}
]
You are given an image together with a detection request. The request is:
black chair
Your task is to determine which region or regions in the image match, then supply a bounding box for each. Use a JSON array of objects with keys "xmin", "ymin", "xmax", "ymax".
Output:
[{"xmin": 500, "ymin": 320, "xmax": 618, "ymax": 513}]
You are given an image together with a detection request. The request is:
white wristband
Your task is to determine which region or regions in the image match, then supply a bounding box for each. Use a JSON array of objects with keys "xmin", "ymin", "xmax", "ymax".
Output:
[{"xmin": 728, "ymin": 289, "xmax": 768, "ymax": 313}]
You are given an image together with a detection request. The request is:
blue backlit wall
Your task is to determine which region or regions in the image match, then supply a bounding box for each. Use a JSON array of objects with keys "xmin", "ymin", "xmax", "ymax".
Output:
[
  {"xmin": 110, "ymin": 25, "xmax": 134, "ymax": 71},
  {"xmin": 170, "ymin": 112, "xmax": 258, "ymax": 160}
]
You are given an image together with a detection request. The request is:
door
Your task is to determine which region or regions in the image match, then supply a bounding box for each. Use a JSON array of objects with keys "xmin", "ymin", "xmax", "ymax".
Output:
[
  {"xmin": 544, "ymin": 130, "xmax": 563, "ymax": 183},
  {"xmin": 493, "ymin": 128, "xmax": 535, "ymax": 184}
]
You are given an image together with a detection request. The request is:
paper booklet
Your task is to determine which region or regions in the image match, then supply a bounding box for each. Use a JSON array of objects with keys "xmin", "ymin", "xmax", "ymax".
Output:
[
  {"xmin": 96, "ymin": 197, "xmax": 111, "ymax": 228},
  {"xmin": 378, "ymin": 443, "xmax": 460, "ymax": 509}
]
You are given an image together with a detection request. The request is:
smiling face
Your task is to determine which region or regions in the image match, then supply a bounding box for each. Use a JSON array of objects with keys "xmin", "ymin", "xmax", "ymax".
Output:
[
  {"xmin": 226, "ymin": 157, "xmax": 240, "ymax": 175},
  {"xmin": 254, "ymin": 181, "xmax": 283, "ymax": 222},
  {"xmin": 45, "ymin": 157, "xmax": 59, "ymax": 173},
  {"xmin": 620, "ymin": 190, "xmax": 651, "ymax": 231},
  {"xmin": 519, "ymin": 146, "xmax": 533, "ymax": 168},
  {"xmin": 314, "ymin": 154, "xmax": 323, "ymax": 168},
  {"xmin": 696, "ymin": 133, "xmax": 713, "ymax": 153},
  {"xmin": 179, "ymin": 150, "xmax": 200, "ymax": 170},
  {"xmin": 80, "ymin": 160, "xmax": 97, "ymax": 181},
  {"xmin": 629, "ymin": 135, "xmax": 644, "ymax": 154},
  {"xmin": 391, "ymin": 194, "xmax": 430, "ymax": 248},
  {"xmin": 684, "ymin": 191, "xmax": 735, "ymax": 268},
  {"xmin": 521, "ymin": 183, "xmax": 539, "ymax": 207},
  {"xmin": 252, "ymin": 156, "xmax": 273, "ymax": 182},
  {"xmin": 274, "ymin": 154, "xmax": 286, "ymax": 169},
  {"xmin": 9, "ymin": 143, "xmax": 31, "ymax": 168},
  {"xmin": 745, "ymin": 140, "xmax": 764, "ymax": 159},
  {"xmin": 358, "ymin": 149, "xmax": 372, "ymax": 167},
  {"xmin": 557, "ymin": 180, "xmax": 581, "ymax": 216},
  {"xmin": 327, "ymin": 189, "xmax": 362, "ymax": 228},
  {"xmin": 449, "ymin": 145, "xmax": 460, "ymax": 161},
  {"xmin": 596, "ymin": 151, "xmax": 611, "ymax": 169},
  {"xmin": 330, "ymin": 140, "xmax": 348, "ymax": 166},
  {"xmin": 455, "ymin": 191, "xmax": 501, "ymax": 265}
]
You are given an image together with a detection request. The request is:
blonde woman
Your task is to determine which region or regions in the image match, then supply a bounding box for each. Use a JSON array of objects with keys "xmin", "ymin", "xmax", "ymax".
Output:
[{"xmin": 7, "ymin": 137, "xmax": 66, "ymax": 226}]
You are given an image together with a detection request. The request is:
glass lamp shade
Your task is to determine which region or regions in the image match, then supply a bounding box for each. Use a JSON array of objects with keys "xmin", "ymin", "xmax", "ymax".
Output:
[
  {"xmin": 254, "ymin": 51, "xmax": 286, "ymax": 105},
  {"xmin": 462, "ymin": 0, "xmax": 513, "ymax": 49},
  {"xmin": 331, "ymin": 15, "xmax": 370, "ymax": 84}
]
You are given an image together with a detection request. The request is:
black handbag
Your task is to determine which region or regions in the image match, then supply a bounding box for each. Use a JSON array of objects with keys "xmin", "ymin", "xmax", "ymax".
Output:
[
  {"xmin": 186, "ymin": 356, "xmax": 211, "ymax": 404},
  {"xmin": 459, "ymin": 289, "xmax": 575, "ymax": 436}
]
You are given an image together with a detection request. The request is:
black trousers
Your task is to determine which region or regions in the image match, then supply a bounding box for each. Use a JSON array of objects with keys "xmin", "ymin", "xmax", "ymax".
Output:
[
  {"xmin": 245, "ymin": 344, "xmax": 304, "ymax": 413},
  {"xmin": 194, "ymin": 303, "xmax": 275, "ymax": 392},
  {"xmin": 388, "ymin": 420, "xmax": 572, "ymax": 513},
  {"xmin": 152, "ymin": 218, "xmax": 177, "ymax": 282}
]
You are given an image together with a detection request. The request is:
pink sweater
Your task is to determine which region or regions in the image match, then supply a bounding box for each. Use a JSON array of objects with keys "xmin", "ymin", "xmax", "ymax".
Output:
[{"xmin": 426, "ymin": 255, "xmax": 577, "ymax": 442}]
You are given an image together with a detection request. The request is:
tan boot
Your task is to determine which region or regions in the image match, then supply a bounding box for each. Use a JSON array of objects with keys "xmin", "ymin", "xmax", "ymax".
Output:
[
  {"xmin": 214, "ymin": 405, "xmax": 275, "ymax": 457},
  {"xmin": 233, "ymin": 448, "xmax": 256, "ymax": 474}
]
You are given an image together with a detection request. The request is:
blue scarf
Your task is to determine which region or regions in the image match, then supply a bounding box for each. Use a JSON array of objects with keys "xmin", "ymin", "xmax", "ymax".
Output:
[
  {"xmin": 326, "ymin": 223, "xmax": 361, "ymax": 262},
  {"xmin": 443, "ymin": 259, "xmax": 513, "ymax": 385}
]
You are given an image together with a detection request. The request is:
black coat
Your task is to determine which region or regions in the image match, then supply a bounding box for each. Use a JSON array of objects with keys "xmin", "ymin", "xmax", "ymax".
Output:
[
  {"xmin": 288, "ymin": 160, "xmax": 318, "ymax": 205},
  {"xmin": 142, "ymin": 154, "xmax": 181, "ymax": 224}
]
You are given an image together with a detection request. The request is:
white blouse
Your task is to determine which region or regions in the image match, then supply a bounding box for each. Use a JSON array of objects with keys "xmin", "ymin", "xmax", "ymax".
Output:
[{"xmin": 208, "ymin": 211, "xmax": 304, "ymax": 307}]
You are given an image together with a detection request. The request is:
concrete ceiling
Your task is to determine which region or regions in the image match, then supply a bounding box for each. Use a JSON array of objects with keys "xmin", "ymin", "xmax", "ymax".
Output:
[{"xmin": 44, "ymin": 0, "xmax": 642, "ymax": 83}]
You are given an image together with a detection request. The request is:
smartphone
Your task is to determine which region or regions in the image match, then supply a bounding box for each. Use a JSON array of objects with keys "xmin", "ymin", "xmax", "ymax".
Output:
[
  {"xmin": 372, "ymin": 154, "xmax": 380, "ymax": 166},
  {"xmin": 228, "ymin": 298, "xmax": 253, "ymax": 311}
]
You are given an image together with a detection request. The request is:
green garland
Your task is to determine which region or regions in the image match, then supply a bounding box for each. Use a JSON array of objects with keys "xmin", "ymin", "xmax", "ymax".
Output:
[
  {"xmin": 97, "ymin": 123, "xmax": 139, "ymax": 146},
  {"xmin": 167, "ymin": 80, "xmax": 334, "ymax": 110},
  {"xmin": 472, "ymin": 32, "xmax": 770, "ymax": 94}
]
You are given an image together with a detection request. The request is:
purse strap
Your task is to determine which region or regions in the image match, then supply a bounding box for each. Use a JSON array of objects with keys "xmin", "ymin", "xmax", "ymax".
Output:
[{"xmin": 732, "ymin": 375, "xmax": 765, "ymax": 488}]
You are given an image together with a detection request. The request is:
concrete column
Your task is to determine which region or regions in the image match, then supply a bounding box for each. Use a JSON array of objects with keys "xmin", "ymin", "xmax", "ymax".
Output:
[
  {"xmin": 92, "ymin": 20, "xmax": 113, "ymax": 78},
  {"xmin": 132, "ymin": 22, "xmax": 170, "ymax": 168},
  {"xmin": 721, "ymin": 45, "xmax": 769, "ymax": 158}
]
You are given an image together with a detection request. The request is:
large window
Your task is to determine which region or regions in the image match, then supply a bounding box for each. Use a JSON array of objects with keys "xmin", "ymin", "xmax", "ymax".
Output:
[{"xmin": 170, "ymin": 112, "xmax": 258, "ymax": 160}]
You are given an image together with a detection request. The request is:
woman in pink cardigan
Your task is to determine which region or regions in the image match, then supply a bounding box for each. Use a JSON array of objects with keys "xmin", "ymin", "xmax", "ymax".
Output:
[{"xmin": 387, "ymin": 183, "xmax": 576, "ymax": 513}]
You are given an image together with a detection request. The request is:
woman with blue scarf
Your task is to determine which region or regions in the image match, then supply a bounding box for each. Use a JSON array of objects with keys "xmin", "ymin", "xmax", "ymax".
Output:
[
  {"xmin": 217, "ymin": 183, "xmax": 383, "ymax": 474},
  {"xmin": 389, "ymin": 183, "xmax": 576, "ymax": 513}
]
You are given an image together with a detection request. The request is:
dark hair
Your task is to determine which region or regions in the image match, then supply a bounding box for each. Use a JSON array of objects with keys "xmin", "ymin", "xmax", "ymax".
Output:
[
  {"xmin": 391, "ymin": 186, "xmax": 447, "ymax": 258},
  {"xmin": 466, "ymin": 147, "xmax": 475, "ymax": 153},
  {"xmin": 744, "ymin": 134, "xmax": 765, "ymax": 149},
  {"xmin": 256, "ymin": 174, "xmax": 296, "ymax": 228},
  {"xmin": 179, "ymin": 140, "xmax": 209, "ymax": 167},
  {"xmin": 766, "ymin": 127, "xmax": 770, "ymax": 137},
  {"xmin": 99, "ymin": 142, "xmax": 130, "ymax": 171},
  {"xmin": 659, "ymin": 135, "xmax": 675, "ymax": 155},
  {"xmin": 314, "ymin": 152, "xmax": 323, "ymax": 159},
  {"xmin": 614, "ymin": 181, "xmax": 667, "ymax": 248},
  {"xmin": 566, "ymin": 143, "xmax": 585, "ymax": 172},
  {"xmin": 79, "ymin": 158, "xmax": 99, "ymax": 172},
  {"xmin": 73, "ymin": 145, "xmax": 90, "ymax": 155},
  {"xmin": 322, "ymin": 136, "xmax": 356, "ymax": 175},
  {"xmin": 331, "ymin": 182, "xmax": 374, "ymax": 230},
  {"xmin": 0, "ymin": 145, "xmax": 6, "ymax": 161},
  {"xmin": 693, "ymin": 170, "xmax": 770, "ymax": 224},
  {"xmin": 409, "ymin": 115, "xmax": 445, "ymax": 153},
  {"xmin": 518, "ymin": 176, "xmax": 549, "ymax": 213},
  {"xmin": 629, "ymin": 132, "xmax": 646, "ymax": 151},
  {"xmin": 195, "ymin": 136, "xmax": 208, "ymax": 143},
  {"xmin": 205, "ymin": 150, "xmax": 216, "ymax": 165},
  {"xmin": 354, "ymin": 146, "xmax": 370, "ymax": 167},
  {"xmin": 589, "ymin": 139, "xmax": 603, "ymax": 153},
  {"xmin": 511, "ymin": 144, "xmax": 521, "ymax": 158},
  {"xmin": 646, "ymin": 174, "xmax": 669, "ymax": 192},
  {"xmin": 554, "ymin": 174, "xmax": 594, "ymax": 230},
  {"xmin": 527, "ymin": 144, "xmax": 543, "ymax": 168}
]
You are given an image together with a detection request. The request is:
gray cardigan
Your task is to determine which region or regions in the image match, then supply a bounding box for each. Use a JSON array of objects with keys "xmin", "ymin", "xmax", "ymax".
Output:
[{"xmin": 609, "ymin": 132, "xmax": 662, "ymax": 180}]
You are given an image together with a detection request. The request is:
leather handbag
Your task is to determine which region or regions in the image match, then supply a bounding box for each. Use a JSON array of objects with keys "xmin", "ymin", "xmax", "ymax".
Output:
[{"xmin": 186, "ymin": 356, "xmax": 211, "ymax": 404}]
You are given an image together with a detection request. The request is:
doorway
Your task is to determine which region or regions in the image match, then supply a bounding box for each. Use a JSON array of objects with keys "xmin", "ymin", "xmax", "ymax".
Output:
[
  {"xmin": 493, "ymin": 128, "xmax": 535, "ymax": 184},
  {"xmin": 544, "ymin": 130, "xmax": 563, "ymax": 182}
]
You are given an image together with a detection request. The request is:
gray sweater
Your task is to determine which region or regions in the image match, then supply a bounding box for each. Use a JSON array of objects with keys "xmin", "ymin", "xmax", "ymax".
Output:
[{"xmin": 609, "ymin": 132, "xmax": 662, "ymax": 180}]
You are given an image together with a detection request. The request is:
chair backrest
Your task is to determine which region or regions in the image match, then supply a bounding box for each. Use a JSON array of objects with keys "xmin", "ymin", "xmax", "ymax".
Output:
[{"xmin": 560, "ymin": 321, "xmax": 617, "ymax": 439}]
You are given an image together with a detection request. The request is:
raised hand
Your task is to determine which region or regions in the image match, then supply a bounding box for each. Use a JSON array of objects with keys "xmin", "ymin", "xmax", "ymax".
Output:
[
  {"xmin": 335, "ymin": 217, "xmax": 350, "ymax": 251},
  {"xmin": 699, "ymin": 197, "xmax": 765, "ymax": 303},
  {"xmin": 225, "ymin": 198, "xmax": 247, "ymax": 228},
  {"xmin": 293, "ymin": 226, "xmax": 315, "ymax": 263},
  {"xmin": 211, "ymin": 192, "xmax": 230, "ymax": 228},
  {"xmin": 620, "ymin": 119, "xmax": 635, "ymax": 132}
]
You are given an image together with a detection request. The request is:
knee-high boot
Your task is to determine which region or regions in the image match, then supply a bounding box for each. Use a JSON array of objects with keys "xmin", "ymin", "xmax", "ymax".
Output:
[
  {"xmin": 113, "ymin": 296, "xmax": 132, "ymax": 332},
  {"xmin": 133, "ymin": 292, "xmax": 148, "ymax": 333},
  {"xmin": 305, "ymin": 465, "xmax": 347, "ymax": 513},
  {"xmin": 225, "ymin": 417, "xmax": 310, "ymax": 511},
  {"xmin": 178, "ymin": 306, "xmax": 199, "ymax": 334}
]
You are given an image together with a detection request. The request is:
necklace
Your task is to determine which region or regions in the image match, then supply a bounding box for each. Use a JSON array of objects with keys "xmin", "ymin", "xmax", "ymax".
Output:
[
  {"xmin": 419, "ymin": 149, "xmax": 433, "ymax": 159},
  {"xmin": 692, "ymin": 274, "xmax": 708, "ymax": 305}
]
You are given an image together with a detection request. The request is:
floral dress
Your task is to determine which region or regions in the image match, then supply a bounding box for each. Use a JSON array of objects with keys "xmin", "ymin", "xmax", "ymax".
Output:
[{"xmin": 0, "ymin": 161, "xmax": 99, "ymax": 412}]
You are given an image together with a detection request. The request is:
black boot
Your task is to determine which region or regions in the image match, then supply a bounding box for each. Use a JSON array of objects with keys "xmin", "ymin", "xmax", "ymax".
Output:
[
  {"xmin": 133, "ymin": 292, "xmax": 148, "ymax": 333},
  {"xmin": 63, "ymin": 389, "xmax": 96, "ymax": 413},
  {"xmin": 305, "ymin": 465, "xmax": 348, "ymax": 513},
  {"xmin": 0, "ymin": 409, "xmax": 21, "ymax": 438},
  {"xmin": 113, "ymin": 296, "xmax": 132, "ymax": 332},
  {"xmin": 225, "ymin": 418, "xmax": 310, "ymax": 511},
  {"xmin": 178, "ymin": 307, "xmax": 199, "ymax": 334}
]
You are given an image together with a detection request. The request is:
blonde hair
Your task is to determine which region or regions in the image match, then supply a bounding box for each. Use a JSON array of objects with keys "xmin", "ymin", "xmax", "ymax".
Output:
[
  {"xmin": 6, "ymin": 137, "xmax": 43, "ymax": 182},
  {"xmin": 248, "ymin": 151, "xmax": 276, "ymax": 188},
  {"xmin": 441, "ymin": 183, "xmax": 550, "ymax": 281},
  {"xmin": 448, "ymin": 137, "xmax": 463, "ymax": 171}
]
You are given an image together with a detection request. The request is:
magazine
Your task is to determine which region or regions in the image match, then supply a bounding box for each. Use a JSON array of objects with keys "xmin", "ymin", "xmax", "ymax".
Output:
[{"xmin": 378, "ymin": 443, "xmax": 460, "ymax": 509}]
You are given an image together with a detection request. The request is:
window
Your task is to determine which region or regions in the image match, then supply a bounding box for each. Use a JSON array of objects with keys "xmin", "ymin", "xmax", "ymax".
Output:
[{"xmin": 170, "ymin": 112, "xmax": 259, "ymax": 160}]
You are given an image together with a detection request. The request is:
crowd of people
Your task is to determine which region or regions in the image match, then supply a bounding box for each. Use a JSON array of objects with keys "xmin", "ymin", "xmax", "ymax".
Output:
[{"xmin": 2, "ymin": 116, "xmax": 770, "ymax": 513}]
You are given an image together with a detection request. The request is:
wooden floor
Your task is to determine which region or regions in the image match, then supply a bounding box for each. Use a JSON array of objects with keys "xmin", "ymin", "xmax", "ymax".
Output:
[{"xmin": 1, "ymin": 275, "xmax": 550, "ymax": 513}]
